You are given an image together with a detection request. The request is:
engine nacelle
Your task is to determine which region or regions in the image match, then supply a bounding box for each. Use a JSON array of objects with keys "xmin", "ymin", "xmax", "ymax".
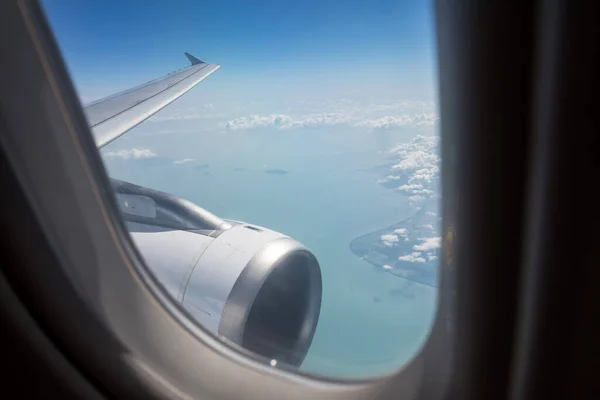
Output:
[{"xmin": 112, "ymin": 179, "xmax": 322, "ymax": 367}]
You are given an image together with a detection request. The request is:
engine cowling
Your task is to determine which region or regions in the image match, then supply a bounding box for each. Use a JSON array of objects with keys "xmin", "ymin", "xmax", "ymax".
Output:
[{"xmin": 112, "ymin": 179, "xmax": 322, "ymax": 367}]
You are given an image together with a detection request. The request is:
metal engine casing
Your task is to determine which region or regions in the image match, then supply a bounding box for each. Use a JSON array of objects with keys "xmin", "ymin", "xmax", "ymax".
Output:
[{"xmin": 113, "ymin": 179, "xmax": 322, "ymax": 367}]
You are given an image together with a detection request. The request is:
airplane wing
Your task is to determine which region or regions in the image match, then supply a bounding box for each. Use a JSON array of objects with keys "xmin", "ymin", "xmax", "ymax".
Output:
[{"xmin": 83, "ymin": 53, "xmax": 219, "ymax": 148}]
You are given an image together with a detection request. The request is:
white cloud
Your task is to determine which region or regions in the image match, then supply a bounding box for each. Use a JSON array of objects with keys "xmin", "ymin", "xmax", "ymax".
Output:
[
  {"xmin": 409, "ymin": 195, "xmax": 427, "ymax": 202},
  {"xmin": 427, "ymin": 254, "xmax": 439, "ymax": 261},
  {"xmin": 393, "ymin": 228, "xmax": 410, "ymax": 241},
  {"xmin": 225, "ymin": 114, "xmax": 291, "ymax": 130},
  {"xmin": 413, "ymin": 237, "xmax": 441, "ymax": 252},
  {"xmin": 408, "ymin": 166, "xmax": 440, "ymax": 184},
  {"xmin": 173, "ymin": 158, "xmax": 196, "ymax": 164},
  {"xmin": 104, "ymin": 148, "xmax": 156, "ymax": 160},
  {"xmin": 396, "ymin": 183, "xmax": 434, "ymax": 196},
  {"xmin": 392, "ymin": 150, "xmax": 438, "ymax": 172},
  {"xmin": 223, "ymin": 108, "xmax": 439, "ymax": 131},
  {"xmin": 399, "ymin": 252, "xmax": 426, "ymax": 263},
  {"xmin": 380, "ymin": 234, "xmax": 399, "ymax": 247},
  {"xmin": 388, "ymin": 134, "xmax": 438, "ymax": 154},
  {"xmin": 355, "ymin": 113, "xmax": 439, "ymax": 130},
  {"xmin": 145, "ymin": 99, "xmax": 438, "ymax": 132},
  {"xmin": 377, "ymin": 175, "xmax": 402, "ymax": 184},
  {"xmin": 383, "ymin": 264, "xmax": 393, "ymax": 270},
  {"xmin": 383, "ymin": 135, "xmax": 441, "ymax": 207},
  {"xmin": 398, "ymin": 184, "xmax": 423, "ymax": 191},
  {"xmin": 224, "ymin": 113, "xmax": 353, "ymax": 131}
]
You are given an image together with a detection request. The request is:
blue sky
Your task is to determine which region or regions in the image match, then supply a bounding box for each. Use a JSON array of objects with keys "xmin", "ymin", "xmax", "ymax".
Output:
[
  {"xmin": 41, "ymin": 0, "xmax": 440, "ymax": 169},
  {"xmin": 42, "ymin": 0, "xmax": 437, "ymax": 102}
]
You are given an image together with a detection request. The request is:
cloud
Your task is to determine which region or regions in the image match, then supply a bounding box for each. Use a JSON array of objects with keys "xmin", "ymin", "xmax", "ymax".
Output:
[
  {"xmin": 355, "ymin": 114, "xmax": 439, "ymax": 130},
  {"xmin": 388, "ymin": 135, "xmax": 439, "ymax": 161},
  {"xmin": 224, "ymin": 113, "xmax": 353, "ymax": 131},
  {"xmin": 399, "ymin": 252, "xmax": 426, "ymax": 263},
  {"xmin": 381, "ymin": 234, "xmax": 400, "ymax": 247},
  {"xmin": 173, "ymin": 158, "xmax": 196, "ymax": 164},
  {"xmin": 104, "ymin": 148, "xmax": 156, "ymax": 160},
  {"xmin": 383, "ymin": 264, "xmax": 393, "ymax": 270},
  {"xmin": 393, "ymin": 228, "xmax": 410, "ymax": 241},
  {"xmin": 381, "ymin": 135, "xmax": 441, "ymax": 207},
  {"xmin": 145, "ymin": 99, "xmax": 439, "ymax": 132},
  {"xmin": 427, "ymin": 254, "xmax": 439, "ymax": 261},
  {"xmin": 413, "ymin": 237, "xmax": 441, "ymax": 252},
  {"xmin": 392, "ymin": 151, "xmax": 438, "ymax": 173},
  {"xmin": 377, "ymin": 175, "xmax": 401, "ymax": 184},
  {"xmin": 223, "ymin": 109, "xmax": 439, "ymax": 132},
  {"xmin": 396, "ymin": 183, "xmax": 434, "ymax": 196},
  {"xmin": 408, "ymin": 167, "xmax": 440, "ymax": 184},
  {"xmin": 409, "ymin": 195, "xmax": 427, "ymax": 202},
  {"xmin": 225, "ymin": 114, "xmax": 290, "ymax": 130},
  {"xmin": 398, "ymin": 184, "xmax": 423, "ymax": 191}
]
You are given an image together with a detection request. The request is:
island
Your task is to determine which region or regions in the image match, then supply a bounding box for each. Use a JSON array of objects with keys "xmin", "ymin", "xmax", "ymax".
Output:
[{"xmin": 350, "ymin": 202, "xmax": 441, "ymax": 288}]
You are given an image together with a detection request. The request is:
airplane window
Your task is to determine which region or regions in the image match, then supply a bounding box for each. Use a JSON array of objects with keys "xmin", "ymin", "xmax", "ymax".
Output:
[{"xmin": 41, "ymin": 0, "xmax": 443, "ymax": 379}]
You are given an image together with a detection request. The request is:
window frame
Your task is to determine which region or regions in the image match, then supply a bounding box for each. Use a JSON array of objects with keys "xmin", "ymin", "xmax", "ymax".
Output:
[{"xmin": 5, "ymin": 0, "xmax": 584, "ymax": 399}]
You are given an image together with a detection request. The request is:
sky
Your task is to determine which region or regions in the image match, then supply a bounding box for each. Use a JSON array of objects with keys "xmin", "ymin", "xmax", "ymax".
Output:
[
  {"xmin": 40, "ymin": 0, "xmax": 441, "ymax": 214},
  {"xmin": 41, "ymin": 0, "xmax": 438, "ymax": 103}
]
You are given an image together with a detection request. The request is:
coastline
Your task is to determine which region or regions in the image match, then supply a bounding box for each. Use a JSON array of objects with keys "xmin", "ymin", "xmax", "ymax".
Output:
[{"xmin": 349, "ymin": 206, "xmax": 440, "ymax": 288}]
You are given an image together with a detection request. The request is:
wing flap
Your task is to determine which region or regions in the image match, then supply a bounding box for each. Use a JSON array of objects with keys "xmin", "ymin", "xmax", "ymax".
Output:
[{"xmin": 84, "ymin": 56, "xmax": 219, "ymax": 148}]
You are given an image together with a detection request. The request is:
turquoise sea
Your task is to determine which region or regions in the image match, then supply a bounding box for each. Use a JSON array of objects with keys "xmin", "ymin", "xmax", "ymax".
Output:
[{"xmin": 104, "ymin": 125, "xmax": 438, "ymax": 379}]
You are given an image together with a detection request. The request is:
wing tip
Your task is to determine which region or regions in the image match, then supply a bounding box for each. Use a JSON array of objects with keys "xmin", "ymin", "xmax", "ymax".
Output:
[{"xmin": 185, "ymin": 52, "xmax": 204, "ymax": 66}]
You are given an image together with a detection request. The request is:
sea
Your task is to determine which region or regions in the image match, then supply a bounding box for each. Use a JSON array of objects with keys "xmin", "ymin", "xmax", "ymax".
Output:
[{"xmin": 103, "ymin": 124, "xmax": 439, "ymax": 379}]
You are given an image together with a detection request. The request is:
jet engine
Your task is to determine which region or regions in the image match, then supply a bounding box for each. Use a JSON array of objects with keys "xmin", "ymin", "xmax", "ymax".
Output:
[{"xmin": 110, "ymin": 179, "xmax": 322, "ymax": 367}]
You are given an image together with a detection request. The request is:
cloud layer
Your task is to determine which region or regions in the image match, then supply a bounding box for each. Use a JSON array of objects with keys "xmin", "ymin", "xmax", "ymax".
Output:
[
  {"xmin": 221, "ymin": 101, "xmax": 438, "ymax": 131},
  {"xmin": 398, "ymin": 252, "xmax": 426, "ymax": 263},
  {"xmin": 381, "ymin": 234, "xmax": 400, "ymax": 247},
  {"xmin": 376, "ymin": 134, "xmax": 442, "ymax": 278},
  {"xmin": 354, "ymin": 114, "xmax": 439, "ymax": 130},
  {"xmin": 104, "ymin": 148, "xmax": 157, "ymax": 160},
  {"xmin": 224, "ymin": 113, "xmax": 353, "ymax": 131},
  {"xmin": 223, "ymin": 112, "xmax": 439, "ymax": 131},
  {"xmin": 173, "ymin": 158, "xmax": 196, "ymax": 164},
  {"xmin": 379, "ymin": 135, "xmax": 441, "ymax": 207},
  {"xmin": 413, "ymin": 237, "xmax": 441, "ymax": 252},
  {"xmin": 394, "ymin": 228, "xmax": 410, "ymax": 241}
]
